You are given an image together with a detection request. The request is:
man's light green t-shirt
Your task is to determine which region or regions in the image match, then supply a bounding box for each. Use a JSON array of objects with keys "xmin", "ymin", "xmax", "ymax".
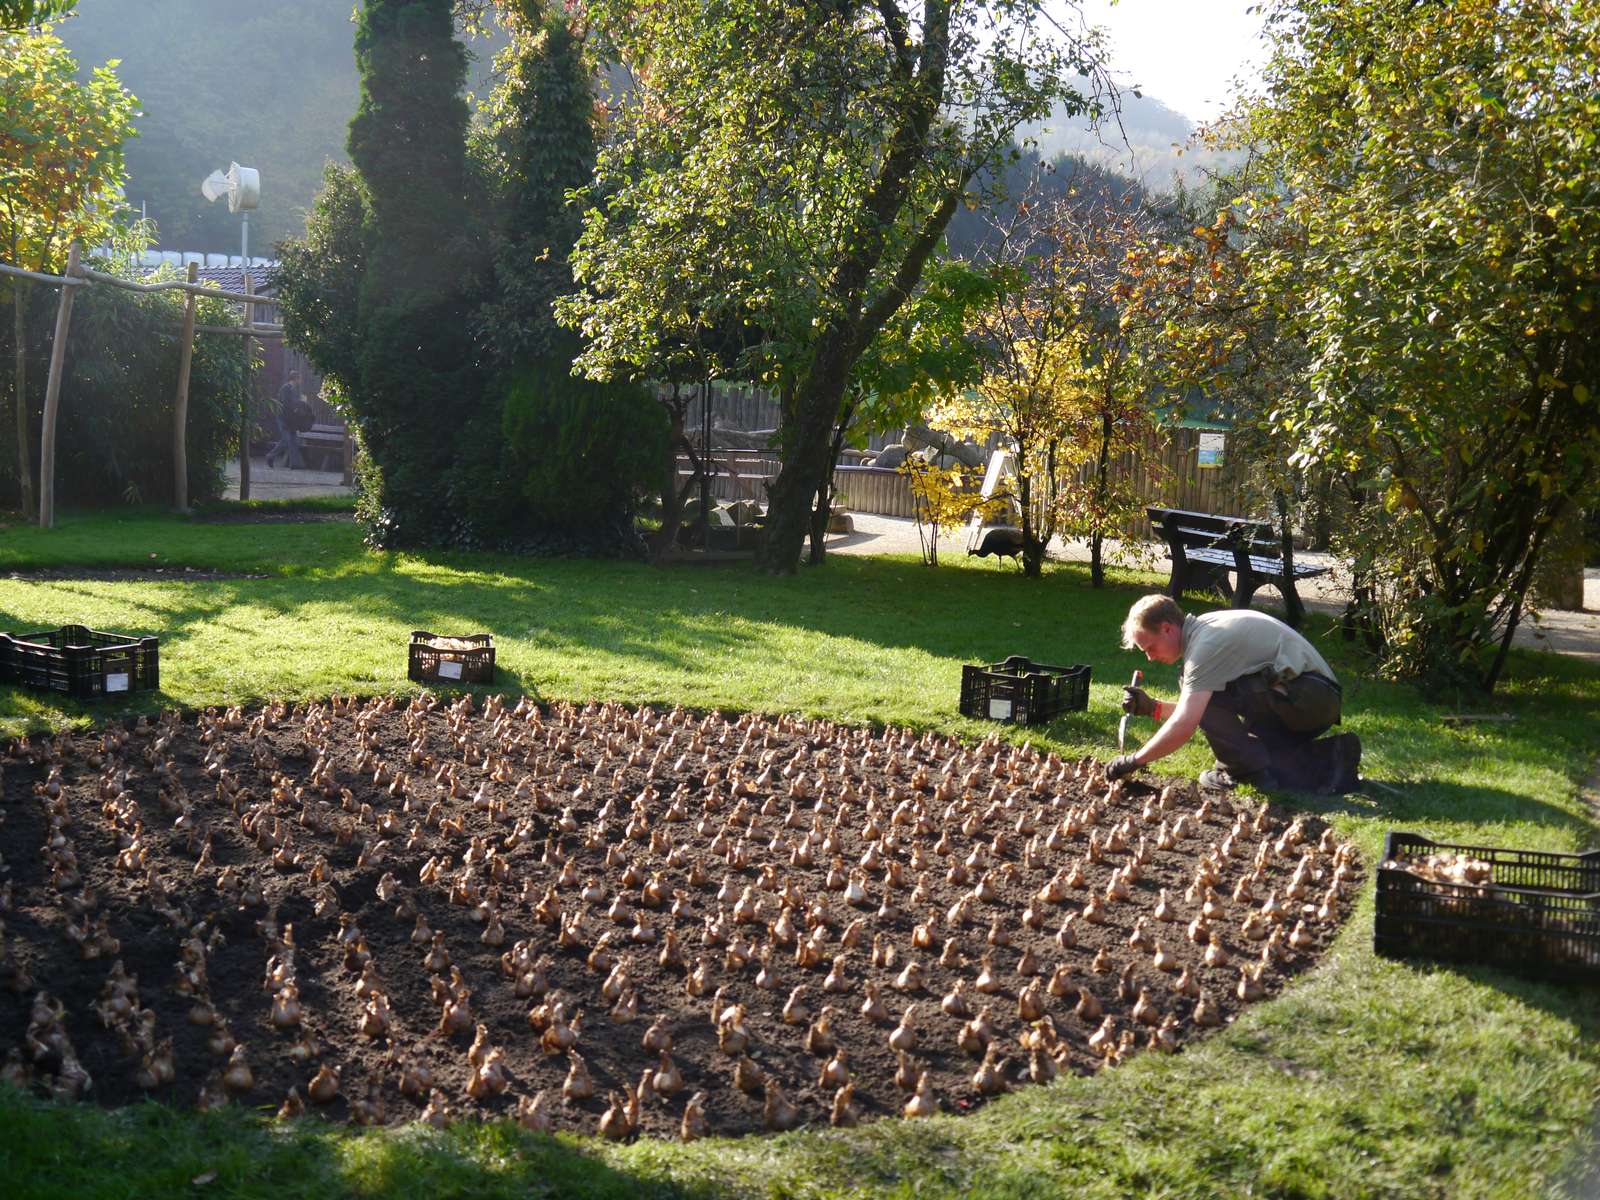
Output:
[{"xmin": 1179, "ymin": 610, "xmax": 1335, "ymax": 696}]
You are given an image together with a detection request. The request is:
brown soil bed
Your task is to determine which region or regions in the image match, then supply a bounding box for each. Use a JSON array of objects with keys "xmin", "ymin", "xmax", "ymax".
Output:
[{"xmin": 0, "ymin": 696, "xmax": 1360, "ymax": 1138}]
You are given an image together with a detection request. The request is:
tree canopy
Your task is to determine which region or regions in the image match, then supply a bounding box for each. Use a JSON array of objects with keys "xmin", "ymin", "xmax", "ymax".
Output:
[
  {"xmin": 1226, "ymin": 0, "xmax": 1600, "ymax": 691},
  {"xmin": 562, "ymin": 0, "xmax": 1110, "ymax": 572},
  {"xmin": 0, "ymin": 0, "xmax": 75, "ymax": 31}
]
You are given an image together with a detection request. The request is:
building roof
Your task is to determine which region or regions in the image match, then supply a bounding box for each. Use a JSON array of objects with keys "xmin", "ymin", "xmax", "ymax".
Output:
[{"xmin": 194, "ymin": 264, "xmax": 278, "ymax": 295}]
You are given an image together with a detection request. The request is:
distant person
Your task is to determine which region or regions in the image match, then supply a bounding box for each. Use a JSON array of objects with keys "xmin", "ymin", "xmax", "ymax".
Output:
[
  {"xmin": 1106, "ymin": 594, "xmax": 1361, "ymax": 793},
  {"xmin": 267, "ymin": 375, "xmax": 314, "ymax": 469}
]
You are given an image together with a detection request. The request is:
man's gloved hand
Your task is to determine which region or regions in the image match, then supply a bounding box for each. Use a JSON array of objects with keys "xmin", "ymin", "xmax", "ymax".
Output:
[
  {"xmin": 1121, "ymin": 686, "xmax": 1157, "ymax": 718},
  {"xmin": 1106, "ymin": 754, "xmax": 1140, "ymax": 782}
]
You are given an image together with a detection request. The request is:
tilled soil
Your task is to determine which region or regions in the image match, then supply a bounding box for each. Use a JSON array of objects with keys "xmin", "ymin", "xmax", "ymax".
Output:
[{"xmin": 0, "ymin": 695, "xmax": 1360, "ymax": 1138}]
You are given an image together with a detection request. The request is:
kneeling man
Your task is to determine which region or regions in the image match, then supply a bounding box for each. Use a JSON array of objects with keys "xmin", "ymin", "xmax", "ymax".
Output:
[{"xmin": 1107, "ymin": 595, "xmax": 1361, "ymax": 793}]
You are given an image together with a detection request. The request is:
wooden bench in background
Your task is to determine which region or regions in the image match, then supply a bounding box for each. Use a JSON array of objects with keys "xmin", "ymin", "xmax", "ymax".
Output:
[
  {"xmin": 1146, "ymin": 506, "xmax": 1329, "ymax": 628},
  {"xmin": 299, "ymin": 423, "xmax": 355, "ymax": 484}
]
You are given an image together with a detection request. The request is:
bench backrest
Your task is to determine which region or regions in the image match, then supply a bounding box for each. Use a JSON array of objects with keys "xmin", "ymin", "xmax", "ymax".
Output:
[{"xmin": 1147, "ymin": 506, "xmax": 1284, "ymax": 559}]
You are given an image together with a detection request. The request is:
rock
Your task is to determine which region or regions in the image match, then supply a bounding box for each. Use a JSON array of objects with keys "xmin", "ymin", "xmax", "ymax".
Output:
[
  {"xmin": 826, "ymin": 512, "xmax": 853, "ymax": 534},
  {"xmin": 873, "ymin": 444, "xmax": 910, "ymax": 470},
  {"xmin": 904, "ymin": 423, "xmax": 987, "ymax": 469}
]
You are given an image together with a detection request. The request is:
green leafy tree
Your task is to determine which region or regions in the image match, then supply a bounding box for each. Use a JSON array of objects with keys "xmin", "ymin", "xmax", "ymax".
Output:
[
  {"xmin": 274, "ymin": 161, "xmax": 368, "ymax": 395},
  {"xmin": 936, "ymin": 186, "xmax": 1165, "ymax": 579},
  {"xmin": 279, "ymin": 1, "xmax": 663, "ymax": 552},
  {"xmin": 0, "ymin": 0, "xmax": 74, "ymax": 31},
  {"xmin": 1228, "ymin": 0, "xmax": 1600, "ymax": 692},
  {"xmin": 807, "ymin": 256, "xmax": 991, "ymax": 564},
  {"xmin": 563, "ymin": 0, "xmax": 1109, "ymax": 572},
  {"xmin": 469, "ymin": 1, "xmax": 592, "ymax": 369},
  {"xmin": 0, "ymin": 24, "xmax": 135, "ymax": 511}
]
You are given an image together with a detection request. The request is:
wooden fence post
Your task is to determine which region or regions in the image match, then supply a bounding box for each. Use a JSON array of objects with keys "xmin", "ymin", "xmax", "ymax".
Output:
[
  {"xmin": 172, "ymin": 261, "xmax": 199, "ymax": 512},
  {"xmin": 238, "ymin": 272, "xmax": 253, "ymax": 502},
  {"xmin": 38, "ymin": 241, "xmax": 81, "ymax": 529}
]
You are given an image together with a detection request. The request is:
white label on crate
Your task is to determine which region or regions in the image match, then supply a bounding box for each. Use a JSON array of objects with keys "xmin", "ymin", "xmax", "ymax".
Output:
[
  {"xmin": 437, "ymin": 659, "xmax": 463, "ymax": 680},
  {"xmin": 106, "ymin": 672, "xmax": 130, "ymax": 692},
  {"xmin": 988, "ymin": 697, "xmax": 1012, "ymax": 721}
]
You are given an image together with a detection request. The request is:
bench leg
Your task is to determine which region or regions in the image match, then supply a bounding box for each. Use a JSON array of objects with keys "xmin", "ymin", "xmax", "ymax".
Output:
[
  {"xmin": 1236, "ymin": 577, "xmax": 1308, "ymax": 628},
  {"xmin": 1232, "ymin": 574, "xmax": 1259, "ymax": 612},
  {"xmin": 1164, "ymin": 558, "xmax": 1187, "ymax": 600}
]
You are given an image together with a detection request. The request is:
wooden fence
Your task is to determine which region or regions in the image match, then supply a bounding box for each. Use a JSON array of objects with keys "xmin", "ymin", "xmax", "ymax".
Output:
[
  {"xmin": 670, "ymin": 382, "xmax": 899, "ymax": 454},
  {"xmin": 678, "ymin": 425, "xmax": 1253, "ymax": 534}
]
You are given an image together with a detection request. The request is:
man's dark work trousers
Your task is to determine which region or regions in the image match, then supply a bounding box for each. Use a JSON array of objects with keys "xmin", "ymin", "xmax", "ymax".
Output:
[{"xmin": 1198, "ymin": 669, "xmax": 1342, "ymax": 788}]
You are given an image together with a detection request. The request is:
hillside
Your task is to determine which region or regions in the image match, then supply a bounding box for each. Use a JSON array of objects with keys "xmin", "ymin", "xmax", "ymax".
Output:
[
  {"xmin": 1016, "ymin": 89, "xmax": 1242, "ymax": 194},
  {"xmin": 56, "ymin": 0, "xmax": 502, "ymax": 255},
  {"xmin": 55, "ymin": 5, "xmax": 1224, "ymax": 257}
]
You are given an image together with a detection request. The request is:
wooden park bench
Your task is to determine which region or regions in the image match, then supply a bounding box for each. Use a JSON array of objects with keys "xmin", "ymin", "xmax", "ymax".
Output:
[
  {"xmin": 298, "ymin": 423, "xmax": 354, "ymax": 483},
  {"xmin": 1146, "ymin": 506, "xmax": 1329, "ymax": 628}
]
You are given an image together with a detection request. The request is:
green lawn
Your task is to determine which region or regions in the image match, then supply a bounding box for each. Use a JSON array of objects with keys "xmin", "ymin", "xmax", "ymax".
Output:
[{"xmin": 1, "ymin": 505, "xmax": 1596, "ymax": 1199}]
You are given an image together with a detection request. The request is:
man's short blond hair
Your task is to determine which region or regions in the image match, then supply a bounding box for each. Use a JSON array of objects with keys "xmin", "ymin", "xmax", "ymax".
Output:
[{"xmin": 1120, "ymin": 594, "xmax": 1185, "ymax": 650}]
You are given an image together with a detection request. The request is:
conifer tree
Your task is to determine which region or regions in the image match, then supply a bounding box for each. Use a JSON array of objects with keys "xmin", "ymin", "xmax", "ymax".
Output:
[{"xmin": 345, "ymin": 0, "xmax": 483, "ymax": 545}]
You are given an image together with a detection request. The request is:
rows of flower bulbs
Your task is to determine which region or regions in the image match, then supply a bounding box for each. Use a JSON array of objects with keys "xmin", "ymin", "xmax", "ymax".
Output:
[{"xmin": 0, "ymin": 692, "xmax": 1358, "ymax": 1137}]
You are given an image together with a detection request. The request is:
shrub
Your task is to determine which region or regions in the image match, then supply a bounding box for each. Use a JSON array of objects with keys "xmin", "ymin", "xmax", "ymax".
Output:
[
  {"xmin": 488, "ymin": 361, "xmax": 667, "ymax": 552},
  {"xmin": 0, "ymin": 268, "xmax": 246, "ymax": 509}
]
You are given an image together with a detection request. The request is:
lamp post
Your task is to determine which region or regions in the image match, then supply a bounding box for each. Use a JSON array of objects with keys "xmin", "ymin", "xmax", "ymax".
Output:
[
  {"xmin": 201, "ymin": 162, "xmax": 262, "ymax": 498},
  {"xmin": 200, "ymin": 162, "xmax": 261, "ymax": 263}
]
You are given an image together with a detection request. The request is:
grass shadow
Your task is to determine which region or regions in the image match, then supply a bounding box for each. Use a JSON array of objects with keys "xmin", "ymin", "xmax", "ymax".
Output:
[{"xmin": 0, "ymin": 1086, "xmax": 704, "ymax": 1200}]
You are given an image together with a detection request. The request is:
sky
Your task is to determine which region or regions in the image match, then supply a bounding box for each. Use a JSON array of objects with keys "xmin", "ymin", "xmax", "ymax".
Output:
[{"xmin": 1069, "ymin": 0, "xmax": 1270, "ymax": 123}]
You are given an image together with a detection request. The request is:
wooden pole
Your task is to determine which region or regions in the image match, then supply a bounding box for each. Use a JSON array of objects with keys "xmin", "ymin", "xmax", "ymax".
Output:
[
  {"xmin": 238, "ymin": 272, "xmax": 253, "ymax": 501},
  {"xmin": 38, "ymin": 242, "xmax": 81, "ymax": 529},
  {"xmin": 172, "ymin": 261, "xmax": 199, "ymax": 513}
]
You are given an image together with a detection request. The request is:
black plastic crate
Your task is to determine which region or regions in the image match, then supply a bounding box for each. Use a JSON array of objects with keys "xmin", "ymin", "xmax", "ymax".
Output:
[
  {"xmin": 0, "ymin": 624, "xmax": 159, "ymax": 700},
  {"xmin": 408, "ymin": 631, "xmax": 495, "ymax": 685},
  {"xmin": 1375, "ymin": 831, "xmax": 1600, "ymax": 982},
  {"xmin": 959, "ymin": 656, "xmax": 1090, "ymax": 726}
]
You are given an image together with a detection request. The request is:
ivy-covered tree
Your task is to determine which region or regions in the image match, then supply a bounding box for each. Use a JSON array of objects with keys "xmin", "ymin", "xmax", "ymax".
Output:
[
  {"xmin": 1228, "ymin": 0, "xmax": 1600, "ymax": 692},
  {"xmin": 343, "ymin": 0, "xmax": 485, "ymax": 546},
  {"xmin": 454, "ymin": 1, "xmax": 665, "ymax": 553},
  {"xmin": 564, "ymin": 1, "xmax": 1110, "ymax": 573},
  {"xmin": 470, "ymin": 1, "xmax": 592, "ymax": 370},
  {"xmin": 0, "ymin": 24, "xmax": 135, "ymax": 511},
  {"xmin": 279, "ymin": 0, "xmax": 663, "ymax": 552}
]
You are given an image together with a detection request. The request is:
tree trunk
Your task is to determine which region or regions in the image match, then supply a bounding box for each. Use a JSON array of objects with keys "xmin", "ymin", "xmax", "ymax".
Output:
[
  {"xmin": 752, "ymin": 146, "xmax": 965, "ymax": 573},
  {"xmin": 807, "ymin": 399, "xmax": 856, "ymax": 565},
  {"xmin": 755, "ymin": 339, "xmax": 857, "ymax": 573},
  {"xmin": 1340, "ymin": 476, "xmax": 1384, "ymax": 650},
  {"xmin": 1090, "ymin": 412, "xmax": 1113, "ymax": 588},
  {"xmin": 649, "ymin": 390, "xmax": 691, "ymax": 562},
  {"xmin": 1484, "ymin": 492, "xmax": 1566, "ymax": 693},
  {"xmin": 12, "ymin": 283, "xmax": 33, "ymax": 516},
  {"xmin": 1018, "ymin": 468, "xmax": 1045, "ymax": 577}
]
